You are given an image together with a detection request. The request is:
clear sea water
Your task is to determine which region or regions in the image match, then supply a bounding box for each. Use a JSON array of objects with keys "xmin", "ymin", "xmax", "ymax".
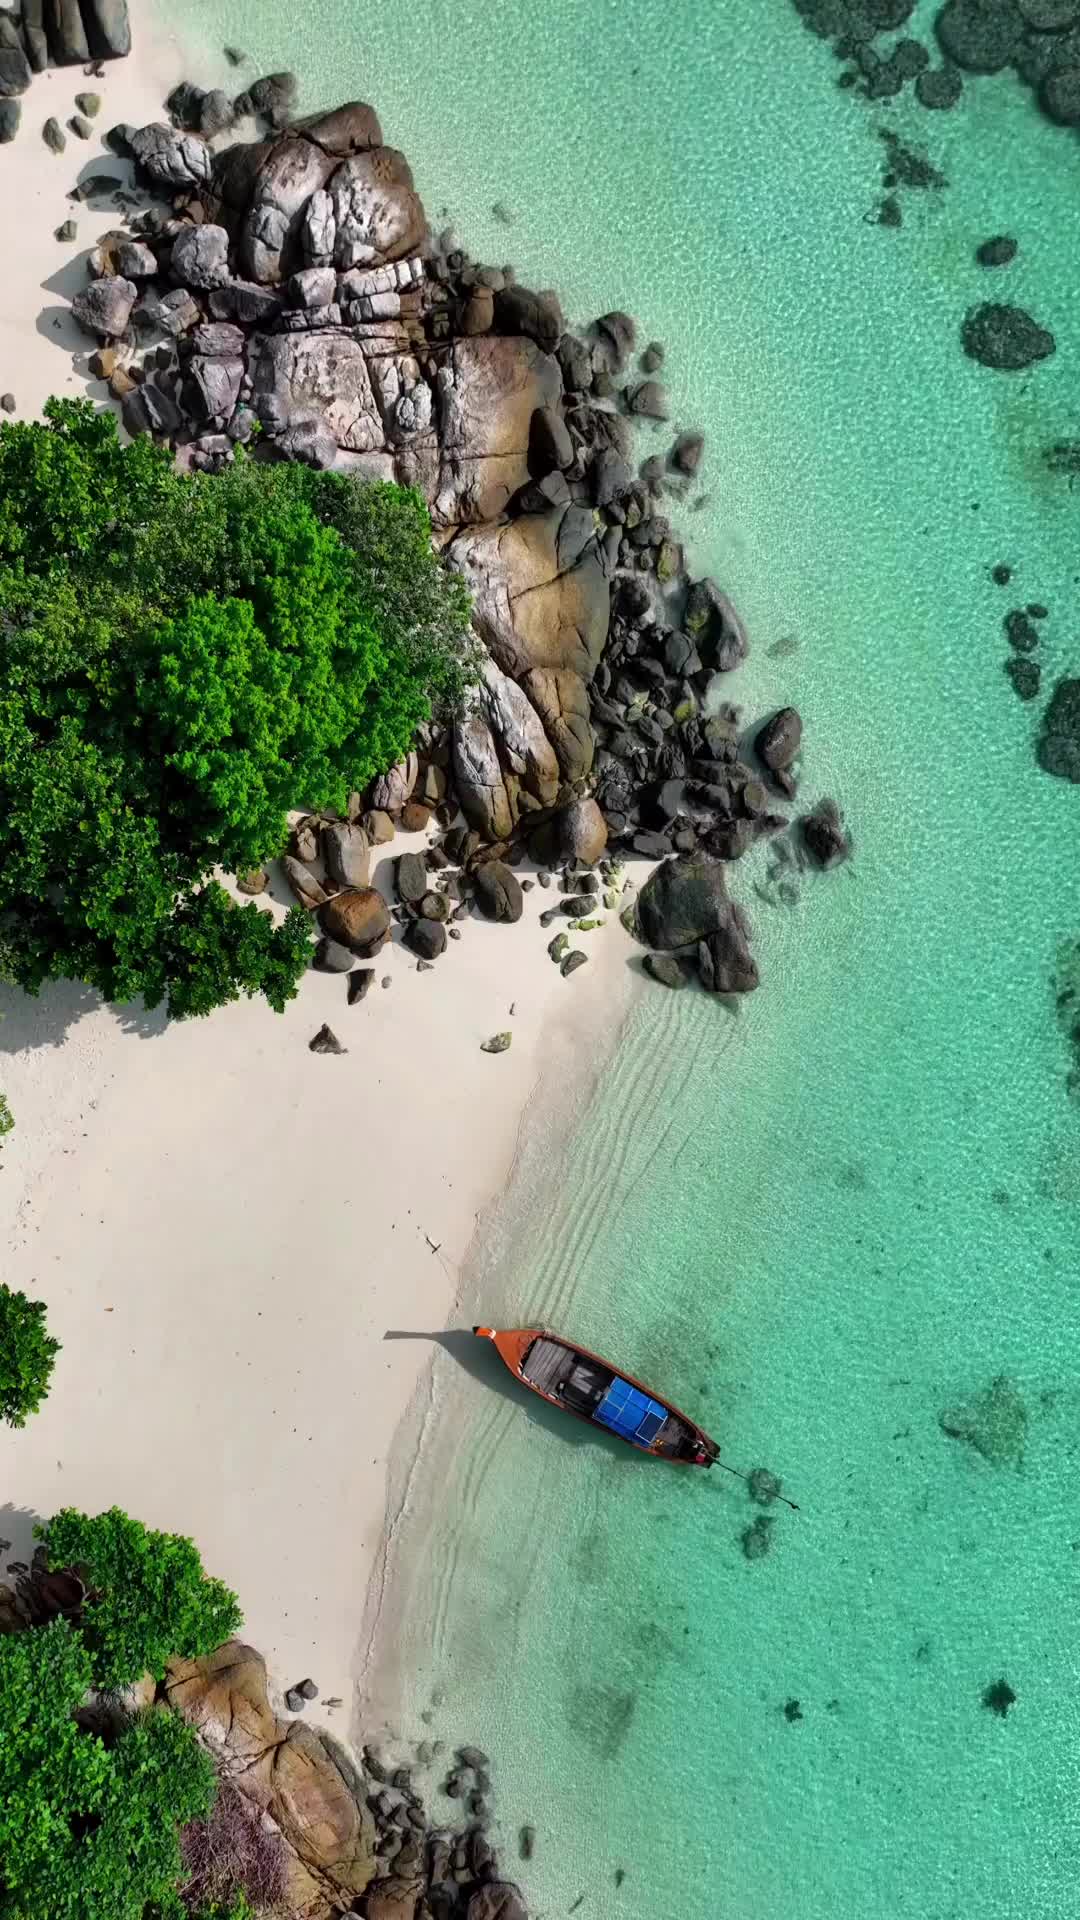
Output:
[{"xmin": 180, "ymin": 2, "xmax": 1080, "ymax": 1913}]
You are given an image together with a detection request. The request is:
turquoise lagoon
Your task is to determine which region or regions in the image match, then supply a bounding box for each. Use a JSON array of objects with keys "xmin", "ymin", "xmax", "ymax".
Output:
[{"xmin": 181, "ymin": 2, "xmax": 1080, "ymax": 1912}]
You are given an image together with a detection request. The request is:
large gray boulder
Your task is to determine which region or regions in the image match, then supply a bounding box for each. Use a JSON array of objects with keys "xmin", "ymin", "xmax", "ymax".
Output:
[
  {"xmin": 520, "ymin": 667, "xmax": 594, "ymax": 780},
  {"xmin": 476, "ymin": 655, "xmax": 560, "ymax": 811},
  {"xmin": 82, "ymin": 0, "xmax": 130, "ymax": 57},
  {"xmin": 473, "ymin": 860, "xmax": 524, "ymax": 923},
  {"xmin": 129, "ymin": 122, "xmax": 214, "ymax": 190},
  {"xmin": 301, "ymin": 191, "xmax": 336, "ymax": 266},
  {"xmin": 21, "ymin": 0, "xmax": 48, "ymax": 70},
  {"xmin": 0, "ymin": 41, "xmax": 31, "ymax": 93},
  {"xmin": 134, "ymin": 286, "xmax": 201, "ymax": 337},
  {"xmin": 432, "ymin": 335, "xmax": 562, "ymax": 525},
  {"xmin": 249, "ymin": 329, "xmax": 385, "ymax": 451},
  {"xmin": 555, "ymin": 796, "xmax": 607, "ymax": 866},
  {"xmin": 452, "ymin": 708, "xmax": 515, "ymax": 843},
  {"xmin": 171, "ymin": 224, "xmax": 231, "ymax": 290},
  {"xmin": 447, "ymin": 507, "xmax": 609, "ymax": 681},
  {"xmin": 294, "ymin": 100, "xmax": 383, "ymax": 155},
  {"xmin": 633, "ymin": 854, "xmax": 731, "ymax": 951},
  {"xmin": 240, "ymin": 136, "xmax": 337, "ymax": 284},
  {"xmin": 45, "ymin": 0, "xmax": 88, "ymax": 62},
  {"xmin": 322, "ymin": 821, "xmax": 370, "ymax": 889},
  {"xmin": 329, "ymin": 146, "xmax": 425, "ymax": 269},
  {"xmin": 182, "ymin": 352, "xmax": 244, "ymax": 425},
  {"xmin": 698, "ymin": 903, "xmax": 759, "ymax": 994},
  {"xmin": 684, "ymin": 578, "xmax": 749, "ymax": 673},
  {"xmin": 71, "ymin": 274, "xmax": 137, "ymax": 337}
]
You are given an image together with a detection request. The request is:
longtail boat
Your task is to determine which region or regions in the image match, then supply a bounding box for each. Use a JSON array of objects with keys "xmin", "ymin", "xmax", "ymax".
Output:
[{"xmin": 473, "ymin": 1325, "xmax": 720, "ymax": 1467}]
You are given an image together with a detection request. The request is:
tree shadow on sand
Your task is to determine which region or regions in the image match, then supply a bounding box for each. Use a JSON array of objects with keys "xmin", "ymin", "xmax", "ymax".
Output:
[
  {"xmin": 0, "ymin": 978, "xmax": 168, "ymax": 1054},
  {"xmin": 0, "ymin": 1502, "xmax": 45, "ymax": 1566}
]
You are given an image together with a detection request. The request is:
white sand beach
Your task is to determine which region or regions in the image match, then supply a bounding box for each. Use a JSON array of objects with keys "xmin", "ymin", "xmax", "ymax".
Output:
[{"xmin": 0, "ymin": 828, "xmax": 640, "ymax": 1722}]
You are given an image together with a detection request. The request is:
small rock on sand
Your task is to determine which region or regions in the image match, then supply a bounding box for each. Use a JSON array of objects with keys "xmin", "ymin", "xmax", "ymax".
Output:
[
  {"xmin": 309, "ymin": 1024, "xmax": 346, "ymax": 1056},
  {"xmin": 480, "ymin": 1032, "xmax": 512, "ymax": 1053}
]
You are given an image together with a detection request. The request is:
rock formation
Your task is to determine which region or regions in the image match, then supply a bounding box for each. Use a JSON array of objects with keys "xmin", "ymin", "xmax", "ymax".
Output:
[
  {"xmin": 163, "ymin": 1641, "xmax": 532, "ymax": 1920},
  {"xmin": 57, "ymin": 86, "xmax": 848, "ymax": 999}
]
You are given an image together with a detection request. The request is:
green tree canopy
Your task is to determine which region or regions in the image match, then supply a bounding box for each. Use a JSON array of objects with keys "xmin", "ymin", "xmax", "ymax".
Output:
[
  {"xmin": 0, "ymin": 1282, "xmax": 60, "ymax": 1428},
  {"xmin": 0, "ymin": 1618, "xmax": 215, "ymax": 1920},
  {"xmin": 0, "ymin": 400, "xmax": 473, "ymax": 1018},
  {"xmin": 38, "ymin": 1507, "xmax": 242, "ymax": 1693}
]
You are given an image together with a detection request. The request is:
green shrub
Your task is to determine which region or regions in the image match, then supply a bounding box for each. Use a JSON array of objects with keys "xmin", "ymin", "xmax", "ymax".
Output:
[
  {"xmin": 38, "ymin": 1507, "xmax": 242, "ymax": 1692},
  {"xmin": 0, "ymin": 400, "xmax": 473, "ymax": 1018},
  {"xmin": 0, "ymin": 1282, "xmax": 60, "ymax": 1427},
  {"xmin": 0, "ymin": 1617, "xmax": 215, "ymax": 1920},
  {"xmin": 0, "ymin": 1093, "xmax": 11, "ymax": 1139}
]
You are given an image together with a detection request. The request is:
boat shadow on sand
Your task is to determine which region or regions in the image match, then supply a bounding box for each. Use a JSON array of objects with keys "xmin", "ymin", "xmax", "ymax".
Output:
[{"xmin": 383, "ymin": 1328, "xmax": 639, "ymax": 1466}]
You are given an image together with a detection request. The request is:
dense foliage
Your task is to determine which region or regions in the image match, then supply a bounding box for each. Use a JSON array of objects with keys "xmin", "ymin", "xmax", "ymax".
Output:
[
  {"xmin": 0, "ymin": 1618, "xmax": 215, "ymax": 1920},
  {"xmin": 0, "ymin": 1093, "xmax": 11, "ymax": 1139},
  {"xmin": 0, "ymin": 401, "xmax": 473, "ymax": 1018},
  {"xmin": 38, "ymin": 1507, "xmax": 242, "ymax": 1692},
  {"xmin": 0, "ymin": 1282, "xmax": 60, "ymax": 1427}
]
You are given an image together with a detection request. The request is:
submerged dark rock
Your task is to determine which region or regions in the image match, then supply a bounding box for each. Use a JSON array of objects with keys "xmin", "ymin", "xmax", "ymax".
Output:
[
  {"xmin": 961, "ymin": 302, "xmax": 1055, "ymax": 370},
  {"xmin": 976, "ymin": 233, "xmax": 1018, "ymax": 267},
  {"xmin": 982, "ymin": 1677, "xmax": 1017, "ymax": 1717},
  {"xmin": 800, "ymin": 799, "xmax": 850, "ymax": 867},
  {"xmin": 936, "ymin": 0, "xmax": 1025, "ymax": 72},
  {"xmin": 1005, "ymin": 608, "xmax": 1039, "ymax": 652},
  {"xmin": 1038, "ymin": 677, "xmax": 1080, "ymax": 781},
  {"xmin": 1005, "ymin": 655, "xmax": 1040, "ymax": 700},
  {"xmin": 916, "ymin": 64, "xmax": 964, "ymax": 106}
]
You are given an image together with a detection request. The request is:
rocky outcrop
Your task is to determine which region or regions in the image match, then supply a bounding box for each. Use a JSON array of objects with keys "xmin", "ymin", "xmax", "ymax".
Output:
[
  {"xmin": 75, "ymin": 92, "xmax": 828, "ymax": 974},
  {"xmin": 632, "ymin": 853, "xmax": 733, "ymax": 951},
  {"xmin": 165, "ymin": 1642, "xmax": 377, "ymax": 1917},
  {"xmin": 165, "ymin": 1640, "xmax": 279, "ymax": 1767}
]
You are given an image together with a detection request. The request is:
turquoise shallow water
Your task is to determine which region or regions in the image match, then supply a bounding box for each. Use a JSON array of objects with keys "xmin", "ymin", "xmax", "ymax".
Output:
[{"xmin": 176, "ymin": 2, "xmax": 1080, "ymax": 1912}]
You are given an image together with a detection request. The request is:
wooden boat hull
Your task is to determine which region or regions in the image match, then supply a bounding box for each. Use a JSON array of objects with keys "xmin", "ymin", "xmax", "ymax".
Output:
[{"xmin": 473, "ymin": 1325, "xmax": 719, "ymax": 1466}]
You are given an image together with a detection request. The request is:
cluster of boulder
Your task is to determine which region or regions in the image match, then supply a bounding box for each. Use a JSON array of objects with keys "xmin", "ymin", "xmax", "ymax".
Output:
[
  {"xmin": 164, "ymin": 1638, "xmax": 530, "ymax": 1920},
  {"xmin": 63, "ymin": 84, "xmax": 849, "ymax": 999},
  {"xmin": 0, "ymin": 0, "xmax": 129, "ymax": 143},
  {"xmin": 792, "ymin": 0, "xmax": 1080, "ymax": 127}
]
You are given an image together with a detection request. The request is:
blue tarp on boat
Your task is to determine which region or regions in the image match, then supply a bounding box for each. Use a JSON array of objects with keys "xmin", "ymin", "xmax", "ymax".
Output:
[{"xmin": 593, "ymin": 1376, "xmax": 667, "ymax": 1446}]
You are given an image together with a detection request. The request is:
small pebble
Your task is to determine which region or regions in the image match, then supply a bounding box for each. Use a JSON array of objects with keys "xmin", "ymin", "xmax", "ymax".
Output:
[
  {"xmin": 381, "ymin": 975, "xmax": 391, "ymax": 989},
  {"xmin": 0, "ymin": 394, "xmax": 14, "ymax": 415},
  {"xmin": 43, "ymin": 117, "xmax": 66, "ymax": 154},
  {"xmin": 481, "ymin": 1031, "xmax": 512, "ymax": 1053},
  {"xmin": 69, "ymin": 114, "xmax": 94, "ymax": 141},
  {"xmin": 224, "ymin": 44, "xmax": 248, "ymax": 64},
  {"xmin": 285, "ymin": 1688, "xmax": 305, "ymax": 1713},
  {"xmin": 74, "ymin": 92, "xmax": 102, "ymax": 118},
  {"xmin": 55, "ymin": 219, "xmax": 78, "ymax": 242}
]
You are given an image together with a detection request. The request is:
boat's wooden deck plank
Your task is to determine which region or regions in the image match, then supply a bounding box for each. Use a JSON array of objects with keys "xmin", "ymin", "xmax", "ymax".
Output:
[{"xmin": 522, "ymin": 1336, "xmax": 575, "ymax": 1396}]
